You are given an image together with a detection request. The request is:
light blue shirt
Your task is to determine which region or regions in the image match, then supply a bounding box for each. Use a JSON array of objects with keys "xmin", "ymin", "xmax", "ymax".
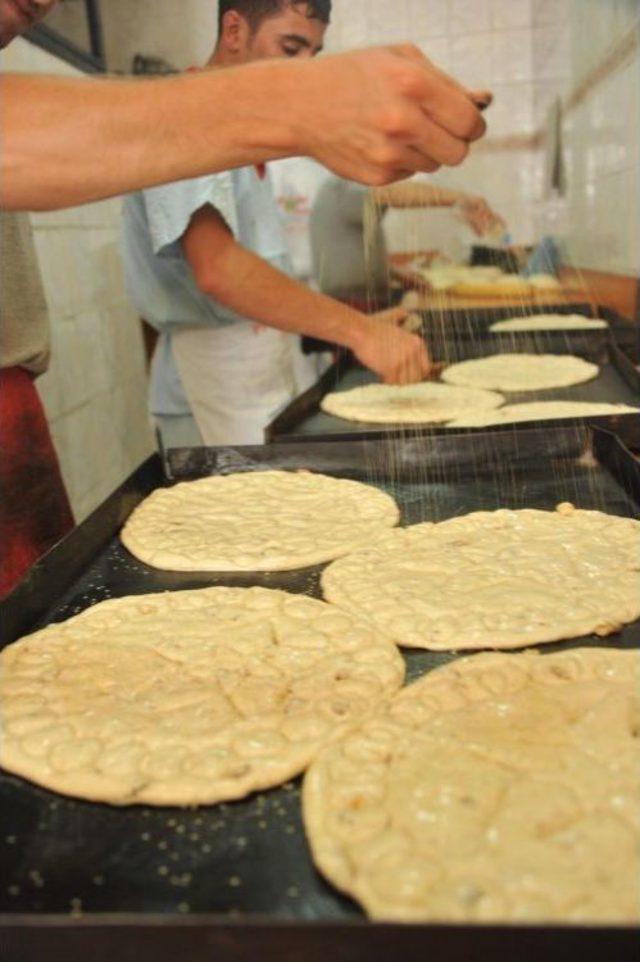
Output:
[{"xmin": 121, "ymin": 166, "xmax": 293, "ymax": 415}]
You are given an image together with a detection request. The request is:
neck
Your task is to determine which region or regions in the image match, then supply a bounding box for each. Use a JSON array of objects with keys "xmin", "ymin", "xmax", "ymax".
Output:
[{"xmin": 206, "ymin": 47, "xmax": 238, "ymax": 69}]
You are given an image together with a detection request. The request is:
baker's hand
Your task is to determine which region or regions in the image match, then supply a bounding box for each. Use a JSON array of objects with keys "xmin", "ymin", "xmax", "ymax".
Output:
[
  {"xmin": 352, "ymin": 310, "xmax": 432, "ymax": 384},
  {"xmin": 368, "ymin": 306, "xmax": 412, "ymax": 327},
  {"xmin": 458, "ymin": 194, "xmax": 506, "ymax": 237},
  {"xmin": 295, "ymin": 45, "xmax": 490, "ymax": 185},
  {"xmin": 367, "ymin": 306, "xmax": 424, "ymax": 333}
]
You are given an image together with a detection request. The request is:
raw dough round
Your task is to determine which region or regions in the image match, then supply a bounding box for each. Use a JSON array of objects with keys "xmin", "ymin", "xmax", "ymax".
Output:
[
  {"xmin": 450, "ymin": 276, "xmax": 534, "ymax": 299},
  {"xmin": 320, "ymin": 382, "xmax": 505, "ymax": 425},
  {"xmin": 490, "ymin": 313, "xmax": 607, "ymax": 332},
  {"xmin": 442, "ymin": 353, "xmax": 599, "ymax": 392},
  {"xmin": 321, "ymin": 504, "xmax": 640, "ymax": 650},
  {"xmin": 446, "ymin": 400, "xmax": 639, "ymax": 429},
  {"xmin": 303, "ymin": 648, "xmax": 640, "ymax": 923},
  {"xmin": 419, "ymin": 265, "xmax": 504, "ymax": 292},
  {"xmin": 0, "ymin": 587, "xmax": 405, "ymax": 806},
  {"xmin": 401, "ymin": 291, "xmax": 425, "ymax": 310},
  {"xmin": 121, "ymin": 470, "xmax": 399, "ymax": 572}
]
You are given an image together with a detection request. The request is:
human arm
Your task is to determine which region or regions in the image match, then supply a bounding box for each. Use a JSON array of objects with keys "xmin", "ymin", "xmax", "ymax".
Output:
[
  {"xmin": 1, "ymin": 45, "xmax": 490, "ymax": 211},
  {"xmin": 372, "ymin": 182, "xmax": 505, "ymax": 236},
  {"xmin": 182, "ymin": 205, "xmax": 431, "ymax": 385}
]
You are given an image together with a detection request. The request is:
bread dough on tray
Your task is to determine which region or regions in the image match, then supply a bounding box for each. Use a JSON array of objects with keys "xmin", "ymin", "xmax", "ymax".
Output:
[
  {"xmin": 490, "ymin": 314, "xmax": 607, "ymax": 333},
  {"xmin": 121, "ymin": 470, "xmax": 399, "ymax": 571},
  {"xmin": 442, "ymin": 354, "xmax": 599, "ymax": 392},
  {"xmin": 303, "ymin": 647, "xmax": 640, "ymax": 923},
  {"xmin": 321, "ymin": 504, "xmax": 640, "ymax": 650},
  {"xmin": 446, "ymin": 400, "xmax": 639, "ymax": 428},
  {"xmin": 449, "ymin": 276, "xmax": 534, "ymax": 299},
  {"xmin": 0, "ymin": 587, "xmax": 404, "ymax": 806},
  {"xmin": 320, "ymin": 382, "xmax": 505, "ymax": 425}
]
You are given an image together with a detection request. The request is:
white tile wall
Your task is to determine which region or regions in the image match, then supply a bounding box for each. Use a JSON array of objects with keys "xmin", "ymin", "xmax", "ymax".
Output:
[
  {"xmin": 535, "ymin": 0, "xmax": 640, "ymax": 276},
  {"xmin": 325, "ymin": 0, "xmax": 545, "ymax": 253},
  {"xmin": 406, "ymin": 0, "xmax": 450, "ymax": 39},
  {"xmin": 450, "ymin": 0, "xmax": 491, "ymax": 35},
  {"xmin": 2, "ymin": 38, "xmax": 154, "ymax": 522},
  {"xmin": 329, "ymin": 0, "xmax": 639, "ymax": 278},
  {"xmin": 102, "ymin": 0, "xmax": 217, "ymax": 72},
  {"xmin": 532, "ymin": 0, "xmax": 571, "ymax": 27},
  {"xmin": 418, "ymin": 36, "xmax": 451, "ymax": 72},
  {"xmin": 490, "ymin": 0, "xmax": 532, "ymax": 30}
]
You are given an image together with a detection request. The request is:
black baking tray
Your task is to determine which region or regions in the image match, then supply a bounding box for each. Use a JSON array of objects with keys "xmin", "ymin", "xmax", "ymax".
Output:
[
  {"xmin": 266, "ymin": 312, "xmax": 640, "ymax": 446},
  {"xmin": 300, "ymin": 300, "xmax": 607, "ymax": 360},
  {"xmin": 1, "ymin": 428, "xmax": 639, "ymax": 960},
  {"xmin": 413, "ymin": 301, "xmax": 614, "ymax": 364}
]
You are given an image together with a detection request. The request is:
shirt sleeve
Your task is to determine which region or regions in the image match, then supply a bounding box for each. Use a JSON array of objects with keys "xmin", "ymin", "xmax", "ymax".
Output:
[{"xmin": 142, "ymin": 172, "xmax": 239, "ymax": 257}]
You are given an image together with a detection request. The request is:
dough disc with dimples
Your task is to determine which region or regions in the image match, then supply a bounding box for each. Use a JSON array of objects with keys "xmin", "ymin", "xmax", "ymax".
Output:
[
  {"xmin": 0, "ymin": 587, "xmax": 404, "ymax": 806},
  {"xmin": 121, "ymin": 470, "xmax": 400, "ymax": 572},
  {"xmin": 446, "ymin": 400, "xmax": 639, "ymax": 428},
  {"xmin": 321, "ymin": 504, "xmax": 640, "ymax": 650},
  {"xmin": 442, "ymin": 353, "xmax": 599, "ymax": 392},
  {"xmin": 303, "ymin": 647, "xmax": 640, "ymax": 923},
  {"xmin": 320, "ymin": 382, "xmax": 504, "ymax": 425}
]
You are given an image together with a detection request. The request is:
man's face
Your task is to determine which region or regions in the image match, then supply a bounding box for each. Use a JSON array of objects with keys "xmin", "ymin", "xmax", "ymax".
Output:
[
  {"xmin": 0, "ymin": 0, "xmax": 57, "ymax": 47},
  {"xmin": 245, "ymin": 3, "xmax": 326, "ymax": 62}
]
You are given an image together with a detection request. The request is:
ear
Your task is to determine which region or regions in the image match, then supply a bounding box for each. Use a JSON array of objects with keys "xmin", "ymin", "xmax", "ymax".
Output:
[{"xmin": 219, "ymin": 9, "xmax": 251, "ymax": 54}]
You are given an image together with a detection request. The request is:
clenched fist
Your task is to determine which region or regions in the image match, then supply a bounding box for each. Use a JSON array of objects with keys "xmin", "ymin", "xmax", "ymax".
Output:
[{"xmin": 294, "ymin": 45, "xmax": 491, "ymax": 185}]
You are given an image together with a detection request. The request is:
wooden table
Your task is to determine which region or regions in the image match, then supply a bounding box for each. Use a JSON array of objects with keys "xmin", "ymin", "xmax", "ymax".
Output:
[{"xmin": 389, "ymin": 252, "xmax": 639, "ymax": 322}]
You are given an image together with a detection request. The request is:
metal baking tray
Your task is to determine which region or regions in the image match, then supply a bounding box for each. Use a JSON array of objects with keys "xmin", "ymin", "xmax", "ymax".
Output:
[
  {"xmin": 300, "ymin": 300, "xmax": 608, "ymax": 359},
  {"xmin": 1, "ymin": 427, "xmax": 639, "ymax": 960},
  {"xmin": 266, "ymin": 311, "xmax": 640, "ymax": 446},
  {"xmin": 413, "ymin": 301, "xmax": 614, "ymax": 364}
]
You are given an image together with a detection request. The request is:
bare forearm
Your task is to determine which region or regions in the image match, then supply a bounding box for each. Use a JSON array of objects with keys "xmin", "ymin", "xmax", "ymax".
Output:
[
  {"xmin": 0, "ymin": 66, "xmax": 297, "ymax": 211},
  {"xmin": 1, "ymin": 45, "xmax": 490, "ymax": 212},
  {"xmin": 198, "ymin": 244, "xmax": 367, "ymax": 352},
  {"xmin": 373, "ymin": 182, "xmax": 463, "ymax": 210}
]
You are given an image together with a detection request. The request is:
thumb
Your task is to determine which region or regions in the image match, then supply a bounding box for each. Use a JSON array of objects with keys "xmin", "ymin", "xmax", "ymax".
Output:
[
  {"xmin": 374, "ymin": 307, "xmax": 410, "ymax": 327},
  {"xmin": 471, "ymin": 89, "xmax": 493, "ymax": 110}
]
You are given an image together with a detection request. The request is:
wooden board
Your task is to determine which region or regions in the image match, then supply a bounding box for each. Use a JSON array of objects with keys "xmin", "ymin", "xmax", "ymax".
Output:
[{"xmin": 390, "ymin": 253, "xmax": 638, "ymax": 320}]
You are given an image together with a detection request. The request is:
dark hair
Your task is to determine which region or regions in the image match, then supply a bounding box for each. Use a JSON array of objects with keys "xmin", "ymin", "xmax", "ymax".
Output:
[{"xmin": 217, "ymin": 0, "xmax": 332, "ymax": 33}]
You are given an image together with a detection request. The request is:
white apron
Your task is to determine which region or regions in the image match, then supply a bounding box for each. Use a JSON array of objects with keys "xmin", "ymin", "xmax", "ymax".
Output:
[{"xmin": 171, "ymin": 322, "xmax": 323, "ymax": 447}]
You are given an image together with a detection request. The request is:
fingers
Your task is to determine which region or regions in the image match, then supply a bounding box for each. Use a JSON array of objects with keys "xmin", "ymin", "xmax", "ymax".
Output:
[
  {"xmin": 371, "ymin": 307, "xmax": 410, "ymax": 327},
  {"xmin": 422, "ymin": 81, "xmax": 487, "ymax": 143},
  {"xmin": 308, "ymin": 45, "xmax": 491, "ymax": 187},
  {"xmin": 378, "ymin": 46, "xmax": 489, "ymax": 147},
  {"xmin": 391, "ymin": 49, "xmax": 489, "ymax": 142},
  {"xmin": 402, "ymin": 313, "xmax": 423, "ymax": 333},
  {"xmin": 408, "ymin": 111, "xmax": 475, "ymax": 167},
  {"xmin": 383, "ymin": 334, "xmax": 432, "ymax": 385},
  {"xmin": 471, "ymin": 89, "xmax": 493, "ymax": 110}
]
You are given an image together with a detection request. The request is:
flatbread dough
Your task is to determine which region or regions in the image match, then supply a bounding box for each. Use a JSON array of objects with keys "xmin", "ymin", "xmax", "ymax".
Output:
[
  {"xmin": 401, "ymin": 291, "xmax": 425, "ymax": 310},
  {"xmin": 442, "ymin": 353, "xmax": 599, "ymax": 392},
  {"xmin": 320, "ymin": 382, "xmax": 505, "ymax": 425},
  {"xmin": 0, "ymin": 587, "xmax": 405, "ymax": 806},
  {"xmin": 121, "ymin": 470, "xmax": 399, "ymax": 572},
  {"xmin": 321, "ymin": 504, "xmax": 640, "ymax": 650},
  {"xmin": 446, "ymin": 401, "xmax": 640, "ymax": 429},
  {"xmin": 303, "ymin": 648, "xmax": 640, "ymax": 923},
  {"xmin": 450, "ymin": 276, "xmax": 534, "ymax": 299},
  {"xmin": 490, "ymin": 313, "xmax": 607, "ymax": 332},
  {"xmin": 418, "ymin": 265, "xmax": 505, "ymax": 291}
]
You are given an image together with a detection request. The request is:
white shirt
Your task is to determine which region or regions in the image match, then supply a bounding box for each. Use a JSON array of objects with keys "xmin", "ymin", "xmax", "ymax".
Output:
[{"xmin": 121, "ymin": 166, "xmax": 293, "ymax": 415}]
